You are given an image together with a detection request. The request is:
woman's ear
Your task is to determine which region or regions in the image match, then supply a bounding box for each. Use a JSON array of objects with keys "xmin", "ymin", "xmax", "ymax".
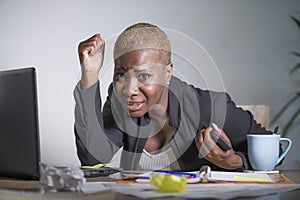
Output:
[{"xmin": 165, "ymin": 62, "xmax": 173, "ymax": 85}]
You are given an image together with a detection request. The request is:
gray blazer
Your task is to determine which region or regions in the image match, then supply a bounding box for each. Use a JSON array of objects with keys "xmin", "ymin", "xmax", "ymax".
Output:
[{"xmin": 74, "ymin": 76, "xmax": 272, "ymax": 171}]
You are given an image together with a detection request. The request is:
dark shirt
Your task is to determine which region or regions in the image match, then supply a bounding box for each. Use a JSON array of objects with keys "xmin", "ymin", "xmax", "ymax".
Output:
[{"xmin": 74, "ymin": 76, "xmax": 272, "ymax": 171}]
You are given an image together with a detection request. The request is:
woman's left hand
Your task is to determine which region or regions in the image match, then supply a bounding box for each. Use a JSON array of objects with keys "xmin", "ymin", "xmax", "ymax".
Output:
[{"xmin": 195, "ymin": 124, "xmax": 243, "ymax": 170}]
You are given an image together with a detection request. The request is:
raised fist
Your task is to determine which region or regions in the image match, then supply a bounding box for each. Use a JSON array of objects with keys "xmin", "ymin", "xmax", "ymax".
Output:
[{"xmin": 78, "ymin": 34, "xmax": 105, "ymax": 89}]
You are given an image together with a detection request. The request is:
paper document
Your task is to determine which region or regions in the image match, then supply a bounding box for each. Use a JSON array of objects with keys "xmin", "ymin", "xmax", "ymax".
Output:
[
  {"xmin": 115, "ymin": 183, "xmax": 300, "ymax": 200},
  {"xmin": 190, "ymin": 171, "xmax": 274, "ymax": 183}
]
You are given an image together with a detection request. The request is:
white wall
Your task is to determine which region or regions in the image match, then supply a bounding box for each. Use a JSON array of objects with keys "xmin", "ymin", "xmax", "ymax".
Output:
[{"xmin": 0, "ymin": 0, "xmax": 299, "ymax": 169}]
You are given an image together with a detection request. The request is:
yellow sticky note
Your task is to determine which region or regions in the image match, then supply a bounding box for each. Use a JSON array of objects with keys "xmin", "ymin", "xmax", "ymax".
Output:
[
  {"xmin": 233, "ymin": 175, "xmax": 268, "ymax": 182},
  {"xmin": 150, "ymin": 174, "xmax": 186, "ymax": 193},
  {"xmin": 80, "ymin": 163, "xmax": 106, "ymax": 169}
]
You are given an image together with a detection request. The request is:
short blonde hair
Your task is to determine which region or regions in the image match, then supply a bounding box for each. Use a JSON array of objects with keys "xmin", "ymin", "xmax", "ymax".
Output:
[{"xmin": 113, "ymin": 23, "xmax": 171, "ymax": 63}]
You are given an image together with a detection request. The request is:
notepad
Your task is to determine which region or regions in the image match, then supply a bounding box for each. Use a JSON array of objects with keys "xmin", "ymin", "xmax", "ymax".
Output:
[
  {"xmin": 206, "ymin": 171, "xmax": 273, "ymax": 182},
  {"xmin": 187, "ymin": 166, "xmax": 275, "ymax": 183},
  {"xmin": 129, "ymin": 166, "xmax": 274, "ymax": 184}
]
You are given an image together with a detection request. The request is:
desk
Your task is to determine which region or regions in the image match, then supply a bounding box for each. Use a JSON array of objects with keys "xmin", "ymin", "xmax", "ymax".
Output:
[{"xmin": 0, "ymin": 170, "xmax": 300, "ymax": 200}]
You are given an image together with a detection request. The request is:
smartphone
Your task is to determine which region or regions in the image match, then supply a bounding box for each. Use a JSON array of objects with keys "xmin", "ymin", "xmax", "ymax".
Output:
[{"xmin": 209, "ymin": 130, "xmax": 232, "ymax": 151}]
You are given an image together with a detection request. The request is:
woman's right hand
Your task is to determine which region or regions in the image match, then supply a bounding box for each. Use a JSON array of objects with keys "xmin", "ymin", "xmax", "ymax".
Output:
[{"xmin": 78, "ymin": 34, "xmax": 105, "ymax": 89}]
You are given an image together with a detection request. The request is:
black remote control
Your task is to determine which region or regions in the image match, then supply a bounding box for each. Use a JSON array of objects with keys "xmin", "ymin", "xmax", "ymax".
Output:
[{"xmin": 209, "ymin": 130, "xmax": 232, "ymax": 151}]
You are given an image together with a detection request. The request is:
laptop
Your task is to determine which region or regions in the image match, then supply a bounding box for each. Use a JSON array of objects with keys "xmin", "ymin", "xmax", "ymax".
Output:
[{"xmin": 0, "ymin": 67, "xmax": 40, "ymax": 179}]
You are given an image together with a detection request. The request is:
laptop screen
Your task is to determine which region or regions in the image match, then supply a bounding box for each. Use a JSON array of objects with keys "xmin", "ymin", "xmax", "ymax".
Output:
[{"xmin": 0, "ymin": 67, "xmax": 40, "ymax": 179}]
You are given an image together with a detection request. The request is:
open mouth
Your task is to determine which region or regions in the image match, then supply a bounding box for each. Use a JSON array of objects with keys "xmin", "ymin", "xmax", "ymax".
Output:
[{"xmin": 126, "ymin": 101, "xmax": 145, "ymax": 112}]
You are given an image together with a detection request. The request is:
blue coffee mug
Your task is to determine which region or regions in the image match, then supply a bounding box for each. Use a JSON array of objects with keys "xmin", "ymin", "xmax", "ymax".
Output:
[{"xmin": 247, "ymin": 134, "xmax": 292, "ymax": 171}]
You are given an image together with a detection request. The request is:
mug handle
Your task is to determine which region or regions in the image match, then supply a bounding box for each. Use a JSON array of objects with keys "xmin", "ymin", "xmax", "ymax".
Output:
[{"xmin": 276, "ymin": 138, "xmax": 292, "ymax": 165}]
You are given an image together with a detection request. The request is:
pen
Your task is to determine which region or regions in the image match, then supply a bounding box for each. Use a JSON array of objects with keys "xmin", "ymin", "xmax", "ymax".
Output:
[{"xmin": 153, "ymin": 170, "xmax": 197, "ymax": 178}]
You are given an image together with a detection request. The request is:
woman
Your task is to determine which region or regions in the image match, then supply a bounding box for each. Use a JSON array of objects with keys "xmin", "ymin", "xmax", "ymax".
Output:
[{"xmin": 74, "ymin": 23, "xmax": 272, "ymax": 171}]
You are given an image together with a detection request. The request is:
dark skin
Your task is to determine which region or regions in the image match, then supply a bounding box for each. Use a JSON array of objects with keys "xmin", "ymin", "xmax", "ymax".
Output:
[
  {"xmin": 113, "ymin": 49, "xmax": 172, "ymax": 118},
  {"xmin": 114, "ymin": 49, "xmax": 175, "ymax": 152},
  {"xmin": 78, "ymin": 33, "xmax": 243, "ymax": 169}
]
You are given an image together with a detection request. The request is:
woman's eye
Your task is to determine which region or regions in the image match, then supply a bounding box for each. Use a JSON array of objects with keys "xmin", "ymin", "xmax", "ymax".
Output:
[
  {"xmin": 138, "ymin": 73, "xmax": 150, "ymax": 81},
  {"xmin": 115, "ymin": 73, "xmax": 126, "ymax": 81}
]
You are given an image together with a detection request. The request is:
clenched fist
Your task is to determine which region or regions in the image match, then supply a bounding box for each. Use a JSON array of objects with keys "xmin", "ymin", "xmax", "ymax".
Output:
[{"xmin": 78, "ymin": 34, "xmax": 105, "ymax": 89}]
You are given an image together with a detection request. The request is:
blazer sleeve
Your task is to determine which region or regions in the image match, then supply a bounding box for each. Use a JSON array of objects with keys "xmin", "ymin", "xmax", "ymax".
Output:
[{"xmin": 73, "ymin": 81, "xmax": 123, "ymax": 166}]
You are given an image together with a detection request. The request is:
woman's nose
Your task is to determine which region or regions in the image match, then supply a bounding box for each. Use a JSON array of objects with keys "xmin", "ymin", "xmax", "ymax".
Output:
[{"xmin": 124, "ymin": 77, "xmax": 138, "ymax": 97}]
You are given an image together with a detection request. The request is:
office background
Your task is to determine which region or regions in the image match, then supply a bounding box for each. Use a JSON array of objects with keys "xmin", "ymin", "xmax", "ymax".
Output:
[{"xmin": 0, "ymin": 0, "xmax": 299, "ymax": 169}]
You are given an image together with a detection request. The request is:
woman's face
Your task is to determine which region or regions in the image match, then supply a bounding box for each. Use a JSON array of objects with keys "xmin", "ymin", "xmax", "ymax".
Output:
[{"xmin": 113, "ymin": 49, "xmax": 172, "ymax": 117}]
